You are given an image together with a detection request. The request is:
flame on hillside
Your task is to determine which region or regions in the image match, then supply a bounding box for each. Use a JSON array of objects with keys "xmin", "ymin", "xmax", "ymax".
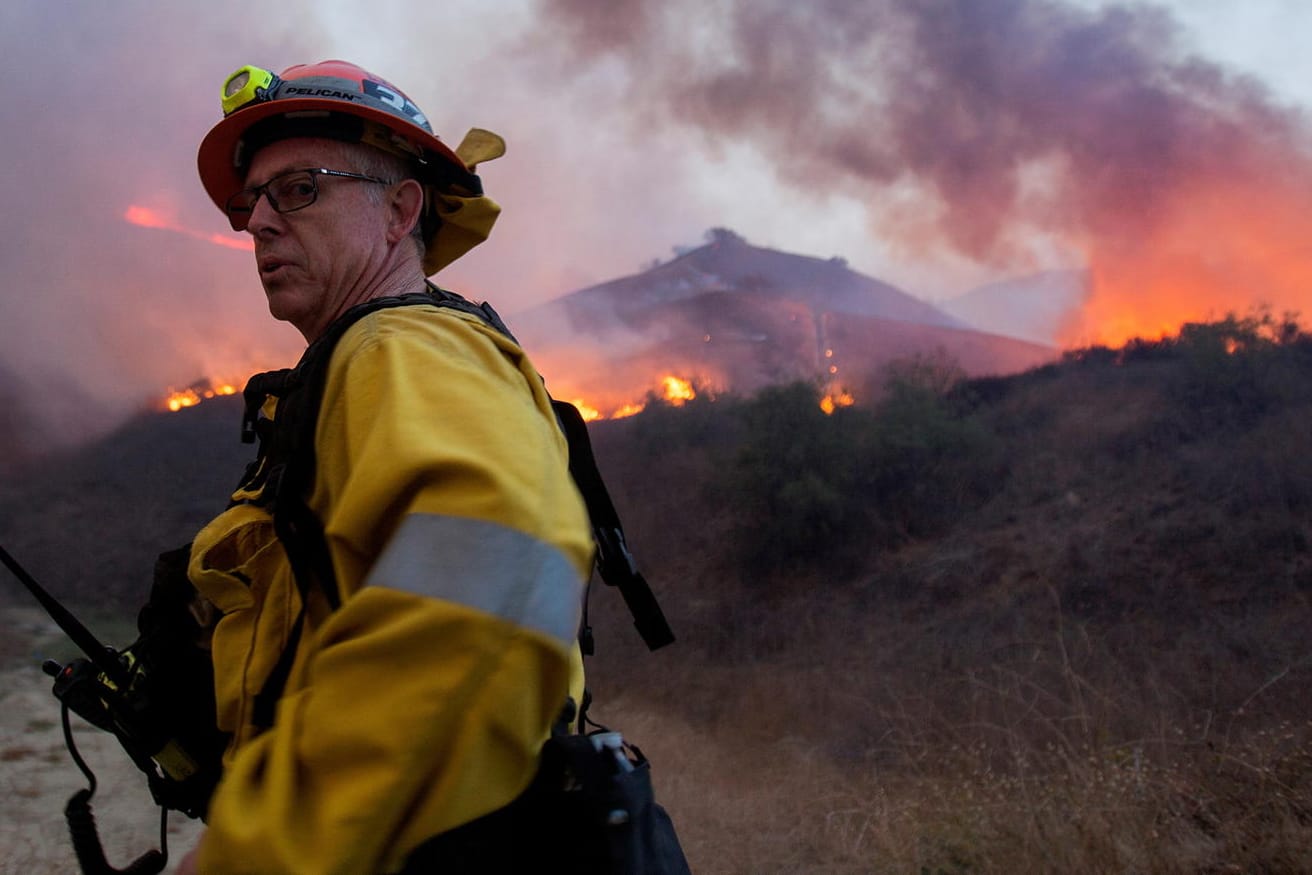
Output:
[
  {"xmin": 566, "ymin": 367, "xmax": 856, "ymax": 421},
  {"xmin": 571, "ymin": 374, "xmax": 700, "ymax": 422},
  {"xmin": 820, "ymin": 390, "xmax": 855, "ymax": 415},
  {"xmin": 1063, "ymin": 169, "xmax": 1312, "ymax": 349},
  {"xmin": 161, "ymin": 378, "xmax": 239, "ymax": 412},
  {"xmin": 660, "ymin": 375, "xmax": 696, "ymax": 405}
]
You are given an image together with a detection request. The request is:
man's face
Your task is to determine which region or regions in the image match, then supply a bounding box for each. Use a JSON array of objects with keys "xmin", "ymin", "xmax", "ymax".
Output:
[{"xmin": 241, "ymin": 138, "xmax": 393, "ymax": 340}]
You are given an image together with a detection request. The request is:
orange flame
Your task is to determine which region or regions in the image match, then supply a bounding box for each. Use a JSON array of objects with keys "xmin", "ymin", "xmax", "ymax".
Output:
[
  {"xmin": 124, "ymin": 205, "xmax": 253, "ymax": 252},
  {"xmin": 570, "ymin": 371, "xmax": 859, "ymax": 420},
  {"xmin": 567, "ymin": 374, "xmax": 703, "ymax": 422},
  {"xmin": 819, "ymin": 390, "xmax": 855, "ymax": 415},
  {"xmin": 164, "ymin": 388, "xmax": 202, "ymax": 412},
  {"xmin": 1060, "ymin": 143, "xmax": 1312, "ymax": 348},
  {"xmin": 161, "ymin": 378, "xmax": 239, "ymax": 412},
  {"xmin": 611, "ymin": 402, "xmax": 646, "ymax": 419},
  {"xmin": 571, "ymin": 399, "xmax": 602, "ymax": 422},
  {"xmin": 661, "ymin": 375, "xmax": 696, "ymax": 406}
]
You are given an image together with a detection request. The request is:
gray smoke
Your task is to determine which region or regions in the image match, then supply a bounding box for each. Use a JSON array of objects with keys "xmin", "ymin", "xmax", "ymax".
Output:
[{"xmin": 537, "ymin": 0, "xmax": 1312, "ymax": 337}]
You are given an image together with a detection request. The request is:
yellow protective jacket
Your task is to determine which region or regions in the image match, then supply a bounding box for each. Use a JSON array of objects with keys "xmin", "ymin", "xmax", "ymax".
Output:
[{"xmin": 187, "ymin": 303, "xmax": 593, "ymax": 874}]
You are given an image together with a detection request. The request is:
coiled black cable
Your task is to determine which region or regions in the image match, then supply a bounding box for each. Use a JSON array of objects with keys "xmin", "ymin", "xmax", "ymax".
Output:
[{"xmin": 61, "ymin": 701, "xmax": 168, "ymax": 875}]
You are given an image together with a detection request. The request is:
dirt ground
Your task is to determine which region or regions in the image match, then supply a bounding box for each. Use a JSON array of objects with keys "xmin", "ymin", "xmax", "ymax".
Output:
[{"xmin": 0, "ymin": 606, "xmax": 202, "ymax": 874}]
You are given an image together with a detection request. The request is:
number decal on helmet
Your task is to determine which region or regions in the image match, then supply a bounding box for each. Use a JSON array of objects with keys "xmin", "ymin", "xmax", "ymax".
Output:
[{"xmin": 363, "ymin": 80, "xmax": 430, "ymax": 129}]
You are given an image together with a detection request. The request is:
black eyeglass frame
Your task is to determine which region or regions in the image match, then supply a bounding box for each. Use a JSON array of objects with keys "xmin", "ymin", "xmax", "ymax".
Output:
[{"xmin": 225, "ymin": 167, "xmax": 392, "ymax": 231}]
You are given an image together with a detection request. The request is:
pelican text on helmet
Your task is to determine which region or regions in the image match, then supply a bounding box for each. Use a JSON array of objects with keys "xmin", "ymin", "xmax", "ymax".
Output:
[{"xmin": 281, "ymin": 86, "xmax": 361, "ymax": 101}]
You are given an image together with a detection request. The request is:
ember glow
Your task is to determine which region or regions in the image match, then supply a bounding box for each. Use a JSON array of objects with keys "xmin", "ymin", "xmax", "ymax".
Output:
[
  {"xmin": 571, "ymin": 399, "xmax": 603, "ymax": 422},
  {"xmin": 124, "ymin": 205, "xmax": 253, "ymax": 252},
  {"xmin": 1065, "ymin": 168, "xmax": 1312, "ymax": 348},
  {"xmin": 162, "ymin": 378, "xmax": 239, "ymax": 412},
  {"xmin": 661, "ymin": 376, "xmax": 696, "ymax": 406},
  {"xmin": 573, "ymin": 367, "xmax": 855, "ymax": 419},
  {"xmin": 611, "ymin": 403, "xmax": 646, "ymax": 420},
  {"xmin": 569, "ymin": 374, "xmax": 701, "ymax": 422},
  {"xmin": 820, "ymin": 390, "xmax": 855, "ymax": 416}
]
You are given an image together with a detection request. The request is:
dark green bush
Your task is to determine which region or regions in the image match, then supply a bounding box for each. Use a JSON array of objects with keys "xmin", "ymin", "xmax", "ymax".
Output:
[
  {"xmin": 716, "ymin": 382, "xmax": 870, "ymax": 575},
  {"xmin": 1169, "ymin": 311, "xmax": 1310, "ymax": 432},
  {"xmin": 864, "ymin": 356, "xmax": 1003, "ymax": 539},
  {"xmin": 624, "ymin": 382, "xmax": 736, "ymax": 454},
  {"xmin": 714, "ymin": 357, "xmax": 1004, "ymax": 579}
]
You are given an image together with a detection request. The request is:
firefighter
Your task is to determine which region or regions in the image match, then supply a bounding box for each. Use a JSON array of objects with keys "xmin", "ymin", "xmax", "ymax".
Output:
[{"xmin": 178, "ymin": 60, "xmax": 593, "ymax": 873}]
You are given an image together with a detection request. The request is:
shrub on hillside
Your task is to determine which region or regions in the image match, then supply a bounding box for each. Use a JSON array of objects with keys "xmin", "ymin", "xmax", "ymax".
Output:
[
  {"xmin": 864, "ymin": 355, "xmax": 1003, "ymax": 539},
  {"xmin": 1169, "ymin": 311, "xmax": 1309, "ymax": 431},
  {"xmin": 624, "ymin": 383, "xmax": 736, "ymax": 455},
  {"xmin": 716, "ymin": 382, "xmax": 870, "ymax": 576},
  {"xmin": 716, "ymin": 357, "xmax": 1003, "ymax": 579}
]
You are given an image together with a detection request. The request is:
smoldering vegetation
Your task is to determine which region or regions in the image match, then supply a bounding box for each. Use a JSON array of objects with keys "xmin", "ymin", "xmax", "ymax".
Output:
[{"xmin": 2, "ymin": 313, "xmax": 1311, "ymax": 872}]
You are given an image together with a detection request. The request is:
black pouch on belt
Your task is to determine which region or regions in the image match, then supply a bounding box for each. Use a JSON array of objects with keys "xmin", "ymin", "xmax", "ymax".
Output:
[{"xmin": 402, "ymin": 728, "xmax": 692, "ymax": 874}]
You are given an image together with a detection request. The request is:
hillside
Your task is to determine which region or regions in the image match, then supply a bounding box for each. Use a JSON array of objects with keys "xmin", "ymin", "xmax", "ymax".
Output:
[
  {"xmin": 0, "ymin": 395, "xmax": 250, "ymax": 611},
  {"xmin": 2, "ymin": 315, "xmax": 1310, "ymax": 873},
  {"xmin": 528, "ymin": 228, "xmax": 966, "ymax": 331},
  {"xmin": 513, "ymin": 230, "xmax": 1055, "ymax": 411}
]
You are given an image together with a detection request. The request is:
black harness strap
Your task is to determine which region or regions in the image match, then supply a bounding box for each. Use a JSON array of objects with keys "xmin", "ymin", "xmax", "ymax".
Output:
[
  {"xmin": 552, "ymin": 400, "xmax": 674, "ymax": 652},
  {"xmin": 239, "ymin": 287, "xmax": 505, "ymax": 607},
  {"xmin": 238, "ymin": 285, "xmax": 673, "ymax": 730}
]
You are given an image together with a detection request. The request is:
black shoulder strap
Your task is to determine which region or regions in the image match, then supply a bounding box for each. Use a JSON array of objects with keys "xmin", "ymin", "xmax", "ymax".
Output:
[
  {"xmin": 552, "ymin": 400, "xmax": 674, "ymax": 652},
  {"xmin": 240, "ymin": 284, "xmax": 673, "ymax": 646},
  {"xmin": 243, "ymin": 287, "xmax": 674, "ymax": 731},
  {"xmin": 239, "ymin": 287, "xmax": 491, "ymax": 612}
]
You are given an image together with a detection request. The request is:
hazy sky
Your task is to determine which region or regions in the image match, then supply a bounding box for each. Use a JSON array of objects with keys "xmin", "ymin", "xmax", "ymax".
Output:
[{"xmin": 2, "ymin": 0, "xmax": 1311, "ymax": 440}]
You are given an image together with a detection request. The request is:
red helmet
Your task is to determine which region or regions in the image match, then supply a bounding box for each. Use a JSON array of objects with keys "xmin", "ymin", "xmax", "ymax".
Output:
[{"xmin": 197, "ymin": 60, "xmax": 478, "ymax": 212}]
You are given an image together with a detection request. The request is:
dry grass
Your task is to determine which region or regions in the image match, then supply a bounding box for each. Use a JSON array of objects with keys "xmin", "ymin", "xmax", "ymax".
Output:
[
  {"xmin": 599, "ymin": 658, "xmax": 1312, "ymax": 874},
  {"xmin": 591, "ymin": 580, "xmax": 1312, "ymax": 871}
]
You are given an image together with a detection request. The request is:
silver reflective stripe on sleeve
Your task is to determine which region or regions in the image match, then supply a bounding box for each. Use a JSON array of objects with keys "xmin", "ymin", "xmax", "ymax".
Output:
[{"xmin": 362, "ymin": 513, "xmax": 583, "ymax": 647}]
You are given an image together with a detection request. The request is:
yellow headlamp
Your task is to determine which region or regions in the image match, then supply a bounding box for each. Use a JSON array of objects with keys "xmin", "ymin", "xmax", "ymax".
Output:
[{"xmin": 221, "ymin": 65, "xmax": 278, "ymax": 116}]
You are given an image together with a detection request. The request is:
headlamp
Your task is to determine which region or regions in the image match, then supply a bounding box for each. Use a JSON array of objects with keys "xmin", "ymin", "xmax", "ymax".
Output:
[{"xmin": 221, "ymin": 65, "xmax": 278, "ymax": 116}]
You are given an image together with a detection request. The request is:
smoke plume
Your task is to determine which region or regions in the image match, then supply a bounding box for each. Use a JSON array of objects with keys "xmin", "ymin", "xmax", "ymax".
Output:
[{"xmin": 539, "ymin": 0, "xmax": 1312, "ymax": 344}]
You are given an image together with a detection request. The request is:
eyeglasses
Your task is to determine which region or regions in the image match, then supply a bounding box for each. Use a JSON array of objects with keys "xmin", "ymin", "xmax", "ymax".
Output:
[{"xmin": 225, "ymin": 167, "xmax": 391, "ymax": 231}]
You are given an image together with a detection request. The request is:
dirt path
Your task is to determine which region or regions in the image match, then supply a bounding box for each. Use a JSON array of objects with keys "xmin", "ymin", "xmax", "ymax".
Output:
[{"xmin": 0, "ymin": 607, "xmax": 202, "ymax": 874}]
